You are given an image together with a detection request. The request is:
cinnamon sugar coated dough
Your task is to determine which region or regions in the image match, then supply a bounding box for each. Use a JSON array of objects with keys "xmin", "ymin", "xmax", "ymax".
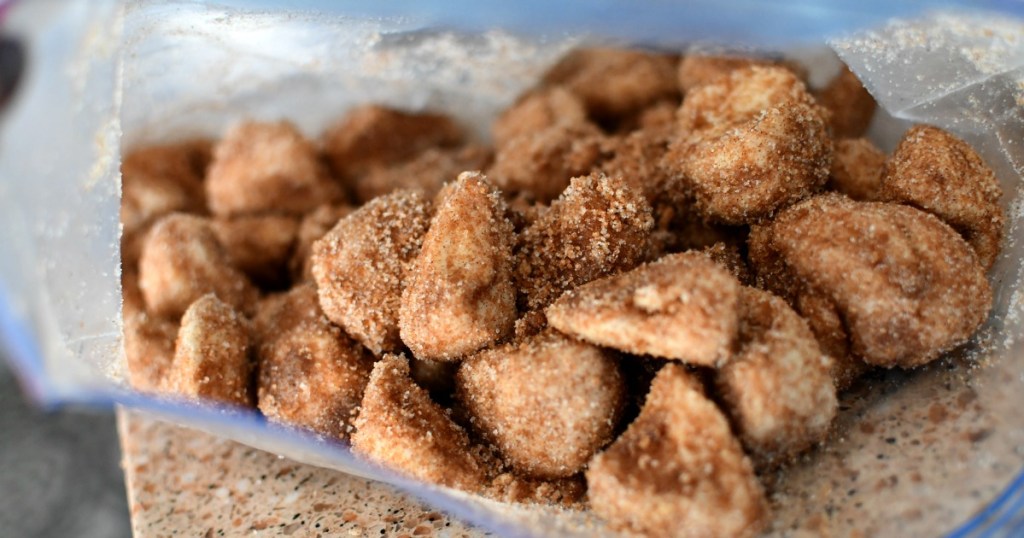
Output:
[
  {"xmin": 546, "ymin": 251, "xmax": 740, "ymax": 366},
  {"xmin": 677, "ymin": 54, "xmax": 788, "ymax": 92},
  {"xmin": 138, "ymin": 213, "xmax": 258, "ymax": 319},
  {"xmin": 311, "ymin": 189, "xmax": 431, "ymax": 355},
  {"xmin": 456, "ymin": 331, "xmax": 625, "ymax": 479},
  {"xmin": 205, "ymin": 120, "xmax": 342, "ymax": 217},
  {"xmin": 400, "ymin": 172, "xmax": 517, "ymax": 361},
  {"xmin": 352, "ymin": 355, "xmax": 489, "ymax": 493},
  {"xmin": 289, "ymin": 204, "xmax": 353, "ymax": 281},
  {"xmin": 123, "ymin": 310, "xmax": 177, "ymax": 393},
  {"xmin": 715, "ymin": 287, "xmax": 837, "ymax": 468},
  {"xmin": 487, "ymin": 121, "xmax": 606, "ymax": 202},
  {"xmin": 666, "ymin": 66, "xmax": 832, "ymax": 224},
  {"xmin": 211, "ymin": 215, "xmax": 298, "ymax": 287},
  {"xmin": 120, "ymin": 144, "xmax": 207, "ymax": 236},
  {"xmin": 828, "ymin": 137, "xmax": 886, "ymax": 201},
  {"xmin": 816, "ymin": 65, "xmax": 877, "ymax": 138},
  {"xmin": 794, "ymin": 289, "xmax": 871, "ymax": 391},
  {"xmin": 491, "ymin": 86, "xmax": 588, "ymax": 147},
  {"xmin": 880, "ymin": 125, "xmax": 1005, "ymax": 269},
  {"xmin": 255, "ymin": 287, "xmax": 373, "ymax": 437},
  {"xmin": 749, "ymin": 194, "xmax": 991, "ymax": 368},
  {"xmin": 515, "ymin": 172, "xmax": 653, "ymax": 310},
  {"xmin": 354, "ymin": 144, "xmax": 492, "ymax": 204},
  {"xmin": 586, "ymin": 364, "xmax": 768, "ymax": 538},
  {"xmin": 321, "ymin": 104, "xmax": 464, "ymax": 179},
  {"xmin": 163, "ymin": 294, "xmax": 253, "ymax": 407}
]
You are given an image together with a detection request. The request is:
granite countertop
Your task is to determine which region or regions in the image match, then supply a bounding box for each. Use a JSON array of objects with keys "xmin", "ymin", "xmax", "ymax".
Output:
[{"xmin": 117, "ymin": 410, "xmax": 486, "ymax": 538}]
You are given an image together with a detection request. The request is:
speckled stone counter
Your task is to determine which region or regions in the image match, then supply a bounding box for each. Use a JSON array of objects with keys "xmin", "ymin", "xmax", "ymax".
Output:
[{"xmin": 117, "ymin": 410, "xmax": 486, "ymax": 537}]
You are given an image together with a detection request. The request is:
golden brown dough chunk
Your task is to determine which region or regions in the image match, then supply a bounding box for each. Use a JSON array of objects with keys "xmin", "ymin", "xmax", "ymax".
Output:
[
  {"xmin": 547, "ymin": 251, "xmax": 740, "ymax": 366},
  {"xmin": 677, "ymin": 54, "xmax": 789, "ymax": 92},
  {"xmin": 353, "ymin": 145, "xmax": 492, "ymax": 204},
  {"xmin": 321, "ymin": 104, "xmax": 464, "ymax": 179},
  {"xmin": 817, "ymin": 66, "xmax": 877, "ymax": 138},
  {"xmin": 289, "ymin": 204, "xmax": 353, "ymax": 281},
  {"xmin": 516, "ymin": 173, "xmax": 653, "ymax": 310},
  {"xmin": 121, "ymin": 139, "xmax": 213, "ymax": 183},
  {"xmin": 794, "ymin": 290, "xmax": 871, "ymax": 391},
  {"xmin": 164, "ymin": 294, "xmax": 253, "ymax": 407},
  {"xmin": 400, "ymin": 173, "xmax": 517, "ymax": 360},
  {"xmin": 311, "ymin": 190, "xmax": 431, "ymax": 355},
  {"xmin": 254, "ymin": 286, "xmax": 372, "ymax": 438},
  {"xmin": 123, "ymin": 310, "xmax": 177, "ymax": 393},
  {"xmin": 599, "ymin": 128, "xmax": 675, "ymax": 203},
  {"xmin": 138, "ymin": 214, "xmax": 258, "ymax": 319},
  {"xmin": 206, "ymin": 120, "xmax": 342, "ymax": 217},
  {"xmin": 828, "ymin": 137, "xmax": 886, "ymax": 201},
  {"xmin": 586, "ymin": 364, "xmax": 768, "ymax": 538},
  {"xmin": 748, "ymin": 194, "xmax": 991, "ymax": 368},
  {"xmin": 457, "ymin": 331, "xmax": 625, "ymax": 478},
  {"xmin": 715, "ymin": 287, "xmax": 837, "ymax": 467},
  {"xmin": 542, "ymin": 47, "xmax": 679, "ymax": 123},
  {"xmin": 121, "ymin": 164, "xmax": 205, "ymax": 237},
  {"xmin": 352, "ymin": 354, "xmax": 489, "ymax": 493},
  {"xmin": 488, "ymin": 121, "xmax": 606, "ymax": 203},
  {"xmin": 880, "ymin": 125, "xmax": 1004, "ymax": 269},
  {"xmin": 665, "ymin": 66, "xmax": 832, "ymax": 224},
  {"xmin": 492, "ymin": 87, "xmax": 588, "ymax": 148},
  {"xmin": 211, "ymin": 215, "xmax": 298, "ymax": 287}
]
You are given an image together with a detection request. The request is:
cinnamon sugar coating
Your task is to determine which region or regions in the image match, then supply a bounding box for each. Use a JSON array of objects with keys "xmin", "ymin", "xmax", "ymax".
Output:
[
  {"xmin": 492, "ymin": 86, "xmax": 588, "ymax": 147},
  {"xmin": 206, "ymin": 120, "xmax": 342, "ymax": 217},
  {"xmin": 456, "ymin": 331, "xmax": 625, "ymax": 479},
  {"xmin": 546, "ymin": 251, "xmax": 740, "ymax": 366},
  {"xmin": 254, "ymin": 285, "xmax": 372, "ymax": 438},
  {"xmin": 715, "ymin": 287, "xmax": 837, "ymax": 467},
  {"xmin": 289, "ymin": 204, "xmax": 353, "ymax": 281},
  {"xmin": 880, "ymin": 125, "xmax": 1004, "ymax": 269},
  {"xmin": 354, "ymin": 145, "xmax": 492, "ymax": 204},
  {"xmin": 586, "ymin": 364, "xmax": 768, "ymax": 538},
  {"xmin": 816, "ymin": 65, "xmax": 877, "ymax": 138},
  {"xmin": 749, "ymin": 194, "xmax": 991, "ymax": 368},
  {"xmin": 666, "ymin": 66, "xmax": 832, "ymax": 224},
  {"xmin": 321, "ymin": 104, "xmax": 464, "ymax": 179},
  {"xmin": 828, "ymin": 137, "xmax": 886, "ymax": 201},
  {"xmin": 164, "ymin": 294, "xmax": 253, "ymax": 407},
  {"xmin": 487, "ymin": 121, "xmax": 606, "ymax": 203},
  {"xmin": 211, "ymin": 215, "xmax": 298, "ymax": 287},
  {"xmin": 677, "ymin": 54, "xmax": 791, "ymax": 92},
  {"xmin": 542, "ymin": 47, "xmax": 679, "ymax": 123},
  {"xmin": 138, "ymin": 214, "xmax": 258, "ymax": 319},
  {"xmin": 352, "ymin": 354, "xmax": 490, "ymax": 493},
  {"xmin": 400, "ymin": 173, "xmax": 517, "ymax": 361},
  {"xmin": 121, "ymin": 141, "xmax": 208, "ymax": 235},
  {"xmin": 123, "ymin": 310, "xmax": 177, "ymax": 393},
  {"xmin": 515, "ymin": 173, "xmax": 653, "ymax": 310},
  {"xmin": 311, "ymin": 190, "xmax": 431, "ymax": 355}
]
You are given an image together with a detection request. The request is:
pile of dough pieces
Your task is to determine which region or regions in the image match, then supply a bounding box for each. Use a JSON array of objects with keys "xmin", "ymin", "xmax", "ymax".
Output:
[{"xmin": 121, "ymin": 47, "xmax": 1002, "ymax": 537}]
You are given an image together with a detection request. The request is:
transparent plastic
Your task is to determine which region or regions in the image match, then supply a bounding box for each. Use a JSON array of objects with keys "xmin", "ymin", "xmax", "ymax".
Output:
[{"xmin": 2, "ymin": 1, "xmax": 1024, "ymax": 535}]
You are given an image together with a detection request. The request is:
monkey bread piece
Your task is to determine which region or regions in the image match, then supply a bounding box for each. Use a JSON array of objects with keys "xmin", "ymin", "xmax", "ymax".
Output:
[
  {"xmin": 487, "ymin": 121, "xmax": 606, "ymax": 203},
  {"xmin": 321, "ymin": 104, "xmax": 465, "ymax": 180},
  {"xmin": 121, "ymin": 158, "xmax": 206, "ymax": 237},
  {"xmin": 206, "ymin": 120, "xmax": 343, "ymax": 217},
  {"xmin": 311, "ymin": 190, "xmax": 431, "ymax": 355},
  {"xmin": 211, "ymin": 215, "xmax": 298, "ymax": 288},
  {"xmin": 252, "ymin": 284, "xmax": 324, "ymax": 345},
  {"xmin": 816, "ymin": 65, "xmax": 877, "ymax": 138},
  {"xmin": 828, "ymin": 137, "xmax": 886, "ymax": 201},
  {"xmin": 702, "ymin": 241, "xmax": 754, "ymax": 286},
  {"xmin": 666, "ymin": 66, "xmax": 832, "ymax": 224},
  {"xmin": 586, "ymin": 363, "xmax": 768, "ymax": 538},
  {"xmin": 677, "ymin": 54, "xmax": 789, "ymax": 92},
  {"xmin": 163, "ymin": 294, "xmax": 253, "ymax": 407},
  {"xmin": 487, "ymin": 472, "xmax": 587, "ymax": 507},
  {"xmin": 353, "ymin": 144, "xmax": 492, "ymax": 204},
  {"xmin": 352, "ymin": 354, "xmax": 490, "ymax": 493},
  {"xmin": 123, "ymin": 311, "xmax": 178, "ymax": 393},
  {"xmin": 542, "ymin": 47, "xmax": 679, "ymax": 123},
  {"xmin": 794, "ymin": 290, "xmax": 871, "ymax": 391},
  {"xmin": 547, "ymin": 251, "xmax": 740, "ymax": 366},
  {"xmin": 491, "ymin": 87, "xmax": 588, "ymax": 148},
  {"xmin": 138, "ymin": 214, "xmax": 259, "ymax": 319},
  {"xmin": 400, "ymin": 173, "xmax": 517, "ymax": 361},
  {"xmin": 715, "ymin": 287, "xmax": 837, "ymax": 468},
  {"xmin": 289, "ymin": 204, "xmax": 353, "ymax": 282},
  {"xmin": 880, "ymin": 125, "xmax": 1004, "ymax": 270},
  {"xmin": 257, "ymin": 327, "xmax": 371, "ymax": 437},
  {"xmin": 599, "ymin": 128, "xmax": 675, "ymax": 204},
  {"xmin": 515, "ymin": 173, "xmax": 653, "ymax": 311},
  {"xmin": 749, "ymin": 194, "xmax": 991, "ymax": 368},
  {"xmin": 456, "ymin": 331, "xmax": 625, "ymax": 479}
]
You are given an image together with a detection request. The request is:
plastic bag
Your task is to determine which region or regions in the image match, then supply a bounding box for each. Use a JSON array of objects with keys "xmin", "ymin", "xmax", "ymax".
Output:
[{"xmin": 2, "ymin": 1, "xmax": 1024, "ymax": 535}]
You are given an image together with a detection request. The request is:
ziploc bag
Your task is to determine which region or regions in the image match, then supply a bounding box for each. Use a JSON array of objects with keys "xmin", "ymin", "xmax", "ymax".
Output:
[{"xmin": 2, "ymin": 0, "xmax": 1024, "ymax": 535}]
